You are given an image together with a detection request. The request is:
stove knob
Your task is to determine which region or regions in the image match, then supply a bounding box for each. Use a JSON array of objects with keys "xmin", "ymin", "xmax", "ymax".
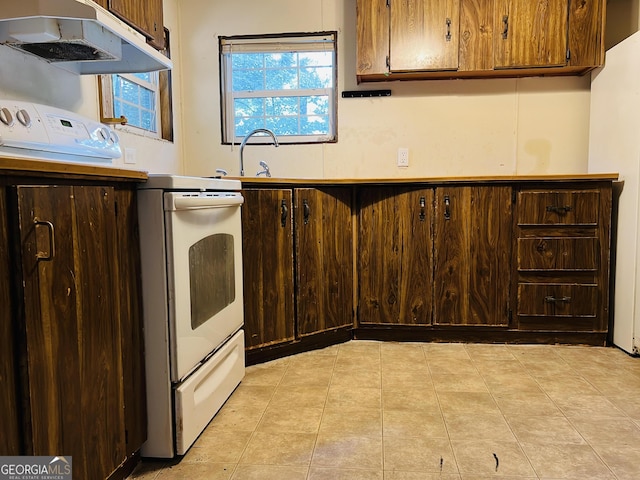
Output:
[
  {"xmin": 0, "ymin": 107, "xmax": 14, "ymax": 126},
  {"xmin": 99, "ymin": 127, "xmax": 111, "ymax": 141},
  {"xmin": 16, "ymin": 109, "xmax": 31, "ymax": 127}
]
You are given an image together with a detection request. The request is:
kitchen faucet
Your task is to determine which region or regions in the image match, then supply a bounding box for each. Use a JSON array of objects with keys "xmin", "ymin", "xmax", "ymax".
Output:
[{"xmin": 239, "ymin": 128, "xmax": 279, "ymax": 176}]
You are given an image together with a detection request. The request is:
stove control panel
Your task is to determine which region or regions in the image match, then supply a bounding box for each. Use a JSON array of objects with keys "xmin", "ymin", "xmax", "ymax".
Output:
[{"xmin": 0, "ymin": 99, "xmax": 121, "ymax": 161}]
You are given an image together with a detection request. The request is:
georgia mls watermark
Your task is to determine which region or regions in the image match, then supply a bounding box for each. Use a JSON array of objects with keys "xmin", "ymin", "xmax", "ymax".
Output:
[{"xmin": 0, "ymin": 456, "xmax": 72, "ymax": 480}]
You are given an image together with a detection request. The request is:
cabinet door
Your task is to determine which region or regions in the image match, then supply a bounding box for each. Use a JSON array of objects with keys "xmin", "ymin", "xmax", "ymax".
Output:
[
  {"xmin": 434, "ymin": 186, "xmax": 512, "ymax": 326},
  {"xmin": 358, "ymin": 187, "xmax": 433, "ymax": 325},
  {"xmin": 114, "ymin": 188, "xmax": 146, "ymax": 456},
  {"xmin": 494, "ymin": 0, "xmax": 568, "ymax": 68},
  {"xmin": 295, "ymin": 188, "xmax": 353, "ymax": 336},
  {"xmin": 390, "ymin": 0, "xmax": 460, "ymax": 71},
  {"xmin": 357, "ymin": 0, "xmax": 390, "ymax": 76},
  {"xmin": 242, "ymin": 189, "xmax": 295, "ymax": 349},
  {"xmin": 0, "ymin": 187, "xmax": 21, "ymax": 455},
  {"xmin": 16, "ymin": 186, "xmax": 125, "ymax": 480},
  {"xmin": 109, "ymin": 0, "xmax": 165, "ymax": 49}
]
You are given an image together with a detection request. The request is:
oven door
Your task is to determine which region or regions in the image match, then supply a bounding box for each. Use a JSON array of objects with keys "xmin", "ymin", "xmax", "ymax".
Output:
[{"xmin": 164, "ymin": 191, "xmax": 244, "ymax": 382}]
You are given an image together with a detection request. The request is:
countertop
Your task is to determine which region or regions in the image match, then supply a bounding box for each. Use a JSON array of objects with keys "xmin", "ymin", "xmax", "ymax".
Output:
[
  {"xmin": 237, "ymin": 173, "xmax": 619, "ymax": 186},
  {"xmin": 0, "ymin": 158, "xmax": 148, "ymax": 182}
]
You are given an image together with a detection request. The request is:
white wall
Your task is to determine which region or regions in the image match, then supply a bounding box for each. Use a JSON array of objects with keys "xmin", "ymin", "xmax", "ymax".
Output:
[
  {"xmin": 0, "ymin": 0, "xmax": 184, "ymax": 175},
  {"xmin": 178, "ymin": 0, "xmax": 592, "ymax": 179}
]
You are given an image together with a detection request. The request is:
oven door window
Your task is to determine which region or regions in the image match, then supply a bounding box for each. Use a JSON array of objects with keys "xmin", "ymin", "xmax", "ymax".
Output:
[{"xmin": 189, "ymin": 233, "xmax": 236, "ymax": 329}]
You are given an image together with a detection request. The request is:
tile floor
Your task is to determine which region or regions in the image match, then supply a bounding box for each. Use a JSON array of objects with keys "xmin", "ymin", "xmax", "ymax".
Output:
[{"xmin": 129, "ymin": 341, "xmax": 640, "ymax": 480}]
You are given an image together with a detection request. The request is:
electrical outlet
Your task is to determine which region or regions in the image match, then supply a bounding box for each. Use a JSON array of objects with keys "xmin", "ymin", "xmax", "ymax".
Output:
[
  {"xmin": 124, "ymin": 147, "xmax": 137, "ymax": 164},
  {"xmin": 397, "ymin": 147, "xmax": 409, "ymax": 167}
]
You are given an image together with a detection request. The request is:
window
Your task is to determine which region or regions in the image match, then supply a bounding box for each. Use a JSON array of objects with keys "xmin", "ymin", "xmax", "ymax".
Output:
[
  {"xmin": 219, "ymin": 32, "xmax": 337, "ymax": 144},
  {"xmin": 113, "ymin": 72, "xmax": 160, "ymax": 132},
  {"xmin": 99, "ymin": 28, "xmax": 174, "ymax": 141}
]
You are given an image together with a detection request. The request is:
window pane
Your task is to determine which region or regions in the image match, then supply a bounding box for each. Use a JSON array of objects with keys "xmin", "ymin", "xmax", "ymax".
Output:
[
  {"xmin": 300, "ymin": 115, "xmax": 329, "ymax": 135},
  {"xmin": 235, "ymin": 117, "xmax": 265, "ymax": 137},
  {"xmin": 134, "ymin": 72, "xmax": 152, "ymax": 82},
  {"xmin": 140, "ymin": 87, "xmax": 155, "ymax": 110},
  {"xmin": 265, "ymin": 68, "xmax": 298, "ymax": 90},
  {"xmin": 265, "ymin": 97, "xmax": 299, "ymax": 117},
  {"xmin": 266, "ymin": 116, "xmax": 299, "ymax": 135},
  {"xmin": 299, "ymin": 51, "xmax": 333, "ymax": 67},
  {"xmin": 232, "ymin": 53, "xmax": 264, "ymax": 70},
  {"xmin": 235, "ymin": 98, "xmax": 265, "ymax": 117},
  {"xmin": 265, "ymin": 52, "xmax": 296, "ymax": 68},
  {"xmin": 300, "ymin": 66, "xmax": 333, "ymax": 89},
  {"xmin": 233, "ymin": 68, "xmax": 264, "ymax": 91},
  {"xmin": 301, "ymin": 95, "xmax": 329, "ymax": 116},
  {"xmin": 141, "ymin": 110, "xmax": 156, "ymax": 132}
]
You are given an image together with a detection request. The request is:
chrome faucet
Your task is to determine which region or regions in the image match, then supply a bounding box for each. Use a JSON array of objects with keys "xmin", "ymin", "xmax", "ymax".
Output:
[
  {"xmin": 256, "ymin": 161, "xmax": 271, "ymax": 177},
  {"xmin": 239, "ymin": 128, "xmax": 279, "ymax": 176}
]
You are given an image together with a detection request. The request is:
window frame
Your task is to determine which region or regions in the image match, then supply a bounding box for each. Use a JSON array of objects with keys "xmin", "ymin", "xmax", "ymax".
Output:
[
  {"xmin": 219, "ymin": 31, "xmax": 338, "ymax": 145},
  {"xmin": 98, "ymin": 27, "xmax": 174, "ymax": 142}
]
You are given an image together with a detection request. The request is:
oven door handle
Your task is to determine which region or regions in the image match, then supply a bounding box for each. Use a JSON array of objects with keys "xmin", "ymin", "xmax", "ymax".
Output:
[{"xmin": 171, "ymin": 195, "xmax": 244, "ymax": 210}]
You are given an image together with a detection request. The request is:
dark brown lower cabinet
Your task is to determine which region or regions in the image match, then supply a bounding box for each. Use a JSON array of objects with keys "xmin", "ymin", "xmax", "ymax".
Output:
[
  {"xmin": 515, "ymin": 186, "xmax": 612, "ymax": 332},
  {"xmin": 15, "ymin": 186, "xmax": 125, "ymax": 480},
  {"xmin": 242, "ymin": 178, "xmax": 614, "ymax": 359},
  {"xmin": 0, "ymin": 186, "xmax": 21, "ymax": 455},
  {"xmin": 242, "ymin": 188, "xmax": 295, "ymax": 349},
  {"xmin": 358, "ymin": 187, "xmax": 434, "ymax": 325},
  {"xmin": 433, "ymin": 186, "xmax": 512, "ymax": 326},
  {"xmin": 0, "ymin": 177, "xmax": 146, "ymax": 479},
  {"xmin": 242, "ymin": 187, "xmax": 354, "ymax": 350},
  {"xmin": 295, "ymin": 188, "xmax": 353, "ymax": 336}
]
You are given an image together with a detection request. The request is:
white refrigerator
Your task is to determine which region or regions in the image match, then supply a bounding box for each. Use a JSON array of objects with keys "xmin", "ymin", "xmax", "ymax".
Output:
[{"xmin": 589, "ymin": 31, "xmax": 640, "ymax": 355}]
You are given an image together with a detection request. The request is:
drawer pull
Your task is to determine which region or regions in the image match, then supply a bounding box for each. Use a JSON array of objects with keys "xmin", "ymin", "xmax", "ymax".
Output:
[
  {"xmin": 546, "ymin": 205, "xmax": 572, "ymax": 215},
  {"xmin": 280, "ymin": 199, "xmax": 288, "ymax": 228},
  {"xmin": 444, "ymin": 195, "xmax": 451, "ymax": 220},
  {"xmin": 544, "ymin": 296, "xmax": 571, "ymax": 304},
  {"xmin": 33, "ymin": 217, "xmax": 55, "ymax": 261},
  {"xmin": 303, "ymin": 199, "xmax": 310, "ymax": 225},
  {"xmin": 419, "ymin": 196, "xmax": 426, "ymax": 222}
]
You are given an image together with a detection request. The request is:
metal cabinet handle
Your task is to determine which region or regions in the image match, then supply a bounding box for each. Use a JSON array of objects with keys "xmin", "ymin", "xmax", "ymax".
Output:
[
  {"xmin": 419, "ymin": 196, "xmax": 426, "ymax": 222},
  {"xmin": 445, "ymin": 18, "xmax": 452, "ymax": 42},
  {"xmin": 546, "ymin": 205, "xmax": 572, "ymax": 215},
  {"xmin": 33, "ymin": 217, "xmax": 55, "ymax": 261},
  {"xmin": 502, "ymin": 15, "xmax": 509, "ymax": 39},
  {"xmin": 280, "ymin": 199, "xmax": 288, "ymax": 228},
  {"xmin": 303, "ymin": 199, "xmax": 310, "ymax": 225},
  {"xmin": 444, "ymin": 195, "xmax": 451, "ymax": 220},
  {"xmin": 545, "ymin": 296, "xmax": 571, "ymax": 304}
]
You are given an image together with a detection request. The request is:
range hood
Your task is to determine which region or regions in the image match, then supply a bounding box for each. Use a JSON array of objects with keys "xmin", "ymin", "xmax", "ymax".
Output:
[{"xmin": 0, "ymin": 0, "xmax": 172, "ymax": 74}]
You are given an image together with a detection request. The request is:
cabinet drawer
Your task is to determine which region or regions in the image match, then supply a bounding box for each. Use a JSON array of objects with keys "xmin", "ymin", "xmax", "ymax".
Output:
[
  {"xmin": 517, "ymin": 237, "xmax": 598, "ymax": 271},
  {"xmin": 517, "ymin": 191, "xmax": 600, "ymax": 226},
  {"xmin": 517, "ymin": 284, "xmax": 597, "ymax": 317}
]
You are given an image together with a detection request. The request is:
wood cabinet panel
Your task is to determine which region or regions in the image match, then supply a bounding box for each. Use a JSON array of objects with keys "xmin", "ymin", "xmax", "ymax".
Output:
[
  {"xmin": 517, "ymin": 283, "xmax": 597, "ymax": 317},
  {"xmin": 0, "ymin": 187, "xmax": 21, "ymax": 455},
  {"xmin": 357, "ymin": 0, "xmax": 390, "ymax": 75},
  {"xmin": 109, "ymin": 0, "xmax": 165, "ymax": 49},
  {"xmin": 390, "ymin": 0, "xmax": 460, "ymax": 71},
  {"xmin": 517, "ymin": 190, "xmax": 600, "ymax": 226},
  {"xmin": 296, "ymin": 188, "xmax": 353, "ymax": 336},
  {"xmin": 517, "ymin": 237, "xmax": 598, "ymax": 271},
  {"xmin": 114, "ymin": 188, "xmax": 146, "ymax": 456},
  {"xmin": 494, "ymin": 0, "xmax": 568, "ymax": 68},
  {"xmin": 459, "ymin": 0, "xmax": 494, "ymax": 71},
  {"xmin": 568, "ymin": 0, "xmax": 605, "ymax": 67},
  {"xmin": 242, "ymin": 189, "xmax": 295, "ymax": 349},
  {"xmin": 16, "ymin": 186, "xmax": 125, "ymax": 480},
  {"xmin": 357, "ymin": 0, "xmax": 604, "ymax": 80},
  {"xmin": 358, "ymin": 187, "xmax": 433, "ymax": 325},
  {"xmin": 434, "ymin": 186, "xmax": 512, "ymax": 326}
]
